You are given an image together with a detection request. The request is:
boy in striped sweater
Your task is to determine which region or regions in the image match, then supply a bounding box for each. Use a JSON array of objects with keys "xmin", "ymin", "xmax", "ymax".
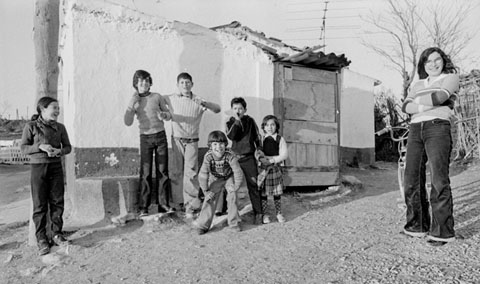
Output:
[{"xmin": 165, "ymin": 73, "xmax": 221, "ymax": 218}]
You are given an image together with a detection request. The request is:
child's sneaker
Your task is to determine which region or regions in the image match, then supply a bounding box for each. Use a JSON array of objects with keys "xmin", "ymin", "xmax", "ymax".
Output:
[
  {"xmin": 277, "ymin": 214, "xmax": 286, "ymax": 223},
  {"xmin": 228, "ymin": 224, "xmax": 242, "ymax": 232},
  {"xmin": 52, "ymin": 234, "xmax": 71, "ymax": 246},
  {"xmin": 262, "ymin": 215, "xmax": 271, "ymax": 224},
  {"xmin": 159, "ymin": 205, "xmax": 176, "ymax": 214}
]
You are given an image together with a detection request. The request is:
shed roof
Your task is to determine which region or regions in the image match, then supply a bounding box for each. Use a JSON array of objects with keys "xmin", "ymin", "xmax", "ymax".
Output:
[{"xmin": 211, "ymin": 21, "xmax": 351, "ymax": 71}]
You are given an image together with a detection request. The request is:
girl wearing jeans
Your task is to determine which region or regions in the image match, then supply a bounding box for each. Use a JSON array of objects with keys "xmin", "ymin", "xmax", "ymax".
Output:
[{"xmin": 401, "ymin": 47, "xmax": 459, "ymax": 246}]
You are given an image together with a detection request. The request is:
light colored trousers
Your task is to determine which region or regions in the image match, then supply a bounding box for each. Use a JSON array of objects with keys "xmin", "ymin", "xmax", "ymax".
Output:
[
  {"xmin": 171, "ymin": 138, "xmax": 201, "ymax": 213},
  {"xmin": 196, "ymin": 177, "xmax": 240, "ymax": 230}
]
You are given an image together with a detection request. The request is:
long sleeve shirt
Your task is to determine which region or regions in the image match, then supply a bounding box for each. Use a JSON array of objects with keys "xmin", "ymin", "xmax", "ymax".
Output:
[
  {"xmin": 124, "ymin": 92, "xmax": 172, "ymax": 135},
  {"xmin": 21, "ymin": 118, "xmax": 72, "ymax": 164},
  {"xmin": 165, "ymin": 93, "xmax": 207, "ymax": 139},
  {"xmin": 404, "ymin": 73, "xmax": 459, "ymax": 123},
  {"xmin": 225, "ymin": 115, "xmax": 261, "ymax": 156},
  {"xmin": 198, "ymin": 150, "xmax": 244, "ymax": 191}
]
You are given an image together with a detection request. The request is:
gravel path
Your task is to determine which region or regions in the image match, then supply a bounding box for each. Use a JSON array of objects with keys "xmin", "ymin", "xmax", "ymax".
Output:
[{"xmin": 1, "ymin": 161, "xmax": 479, "ymax": 284}]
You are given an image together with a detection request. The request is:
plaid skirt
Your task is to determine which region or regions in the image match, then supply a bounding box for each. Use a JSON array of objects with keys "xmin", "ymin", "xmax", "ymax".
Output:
[{"xmin": 258, "ymin": 164, "xmax": 284, "ymax": 196}]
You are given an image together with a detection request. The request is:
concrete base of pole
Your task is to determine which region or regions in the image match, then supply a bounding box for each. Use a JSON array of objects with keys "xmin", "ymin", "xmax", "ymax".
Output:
[{"xmin": 66, "ymin": 176, "xmax": 139, "ymax": 227}]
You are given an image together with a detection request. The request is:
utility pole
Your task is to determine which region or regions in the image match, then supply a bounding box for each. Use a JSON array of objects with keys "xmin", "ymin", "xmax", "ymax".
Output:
[
  {"xmin": 33, "ymin": 0, "xmax": 60, "ymax": 102},
  {"xmin": 319, "ymin": 1, "xmax": 329, "ymax": 52},
  {"xmin": 30, "ymin": 0, "xmax": 60, "ymax": 247}
]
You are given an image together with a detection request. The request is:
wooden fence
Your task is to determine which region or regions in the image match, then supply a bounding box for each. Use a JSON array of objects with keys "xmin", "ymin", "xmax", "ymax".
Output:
[
  {"xmin": 0, "ymin": 140, "xmax": 30, "ymax": 164},
  {"xmin": 454, "ymin": 70, "xmax": 480, "ymax": 160}
]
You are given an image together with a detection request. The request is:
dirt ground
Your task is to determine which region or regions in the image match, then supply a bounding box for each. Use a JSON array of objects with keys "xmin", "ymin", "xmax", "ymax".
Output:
[
  {"xmin": 0, "ymin": 164, "xmax": 30, "ymax": 207},
  {"xmin": 1, "ymin": 160, "xmax": 480, "ymax": 284}
]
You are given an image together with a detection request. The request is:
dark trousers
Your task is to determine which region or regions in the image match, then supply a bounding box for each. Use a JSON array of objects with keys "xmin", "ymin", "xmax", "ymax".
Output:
[
  {"xmin": 30, "ymin": 162, "xmax": 65, "ymax": 242},
  {"xmin": 238, "ymin": 155, "xmax": 263, "ymax": 215},
  {"xmin": 404, "ymin": 119, "xmax": 455, "ymax": 240},
  {"xmin": 139, "ymin": 131, "xmax": 171, "ymax": 211}
]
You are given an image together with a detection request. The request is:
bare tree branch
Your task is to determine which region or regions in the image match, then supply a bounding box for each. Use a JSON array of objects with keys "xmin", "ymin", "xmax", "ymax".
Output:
[{"xmin": 361, "ymin": 0, "xmax": 476, "ymax": 97}]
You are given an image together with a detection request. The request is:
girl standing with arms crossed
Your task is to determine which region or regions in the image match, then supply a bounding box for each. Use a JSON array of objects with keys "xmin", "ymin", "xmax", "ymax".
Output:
[
  {"xmin": 401, "ymin": 47, "xmax": 459, "ymax": 246},
  {"xmin": 257, "ymin": 115, "xmax": 288, "ymax": 224},
  {"xmin": 21, "ymin": 97, "xmax": 72, "ymax": 255}
]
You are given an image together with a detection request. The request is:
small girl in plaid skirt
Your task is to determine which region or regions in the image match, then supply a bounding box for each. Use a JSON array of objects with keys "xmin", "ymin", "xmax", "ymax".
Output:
[{"xmin": 257, "ymin": 115, "xmax": 288, "ymax": 223}]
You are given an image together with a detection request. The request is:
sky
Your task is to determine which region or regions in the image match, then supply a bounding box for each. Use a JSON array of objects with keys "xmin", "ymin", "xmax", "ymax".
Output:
[{"xmin": 1, "ymin": 0, "xmax": 479, "ymax": 119}]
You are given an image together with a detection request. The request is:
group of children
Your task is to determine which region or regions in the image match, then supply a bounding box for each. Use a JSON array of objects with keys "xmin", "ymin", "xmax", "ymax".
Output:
[
  {"xmin": 21, "ymin": 69, "xmax": 289, "ymax": 255},
  {"xmin": 124, "ymin": 70, "xmax": 289, "ymax": 235}
]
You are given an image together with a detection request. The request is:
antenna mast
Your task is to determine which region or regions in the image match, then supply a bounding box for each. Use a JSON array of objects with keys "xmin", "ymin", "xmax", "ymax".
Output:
[{"xmin": 319, "ymin": 1, "xmax": 329, "ymax": 51}]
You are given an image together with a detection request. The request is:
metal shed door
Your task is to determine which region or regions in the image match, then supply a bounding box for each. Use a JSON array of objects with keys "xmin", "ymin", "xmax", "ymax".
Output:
[{"xmin": 274, "ymin": 64, "xmax": 339, "ymax": 186}]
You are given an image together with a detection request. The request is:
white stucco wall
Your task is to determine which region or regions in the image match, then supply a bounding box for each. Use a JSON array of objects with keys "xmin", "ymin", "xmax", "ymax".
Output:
[
  {"xmin": 61, "ymin": 0, "xmax": 275, "ymax": 149},
  {"xmin": 339, "ymin": 69, "xmax": 375, "ymax": 148}
]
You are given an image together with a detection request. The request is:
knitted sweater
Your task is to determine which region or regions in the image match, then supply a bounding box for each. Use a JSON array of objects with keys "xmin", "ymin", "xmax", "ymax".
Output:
[
  {"xmin": 124, "ymin": 92, "xmax": 171, "ymax": 135},
  {"xmin": 406, "ymin": 73, "xmax": 459, "ymax": 123},
  {"xmin": 165, "ymin": 93, "xmax": 207, "ymax": 139},
  {"xmin": 198, "ymin": 149, "xmax": 244, "ymax": 191}
]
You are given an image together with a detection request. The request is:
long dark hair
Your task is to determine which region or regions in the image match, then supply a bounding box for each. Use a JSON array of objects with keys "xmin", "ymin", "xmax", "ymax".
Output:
[
  {"xmin": 31, "ymin": 97, "xmax": 58, "ymax": 121},
  {"xmin": 417, "ymin": 47, "xmax": 457, "ymax": 79}
]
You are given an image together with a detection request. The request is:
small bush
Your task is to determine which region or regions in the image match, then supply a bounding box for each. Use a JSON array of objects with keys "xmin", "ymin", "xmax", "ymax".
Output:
[{"xmin": 374, "ymin": 89, "xmax": 408, "ymax": 162}]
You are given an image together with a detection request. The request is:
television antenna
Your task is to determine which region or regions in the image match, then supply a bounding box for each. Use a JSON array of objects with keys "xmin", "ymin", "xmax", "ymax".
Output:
[{"xmin": 319, "ymin": 1, "xmax": 329, "ymax": 51}]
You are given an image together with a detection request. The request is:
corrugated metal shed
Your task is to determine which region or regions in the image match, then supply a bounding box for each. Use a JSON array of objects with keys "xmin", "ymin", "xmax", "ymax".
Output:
[{"xmin": 211, "ymin": 21, "xmax": 351, "ymax": 71}]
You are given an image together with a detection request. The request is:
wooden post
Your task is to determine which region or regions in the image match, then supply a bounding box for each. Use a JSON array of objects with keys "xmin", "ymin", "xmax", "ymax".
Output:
[
  {"xmin": 475, "ymin": 93, "xmax": 480, "ymax": 158},
  {"xmin": 33, "ymin": 0, "xmax": 60, "ymax": 102},
  {"xmin": 29, "ymin": 0, "xmax": 60, "ymax": 247}
]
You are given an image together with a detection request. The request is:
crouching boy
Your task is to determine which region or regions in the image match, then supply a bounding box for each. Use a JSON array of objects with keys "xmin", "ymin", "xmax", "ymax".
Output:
[{"xmin": 195, "ymin": 131, "xmax": 244, "ymax": 235}]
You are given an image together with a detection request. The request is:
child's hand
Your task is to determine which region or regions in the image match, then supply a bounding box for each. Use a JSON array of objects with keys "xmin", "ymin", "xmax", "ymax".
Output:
[
  {"xmin": 224, "ymin": 109, "xmax": 237, "ymax": 119},
  {"xmin": 255, "ymin": 149, "xmax": 265, "ymax": 158},
  {"xmin": 48, "ymin": 148, "xmax": 62, "ymax": 157},
  {"xmin": 129, "ymin": 92, "xmax": 140, "ymax": 108},
  {"xmin": 39, "ymin": 144, "xmax": 54, "ymax": 154},
  {"xmin": 232, "ymin": 112, "xmax": 241, "ymax": 121},
  {"xmin": 192, "ymin": 96, "xmax": 206, "ymax": 107},
  {"xmin": 259, "ymin": 157, "xmax": 271, "ymax": 166},
  {"xmin": 158, "ymin": 111, "xmax": 169, "ymax": 120}
]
